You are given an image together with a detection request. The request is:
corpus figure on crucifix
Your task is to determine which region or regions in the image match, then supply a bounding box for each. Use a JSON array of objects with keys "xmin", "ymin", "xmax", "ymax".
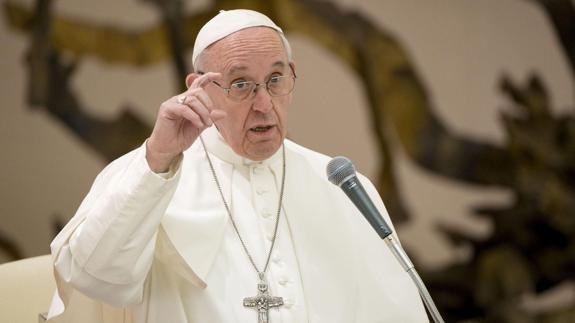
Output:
[{"xmin": 243, "ymin": 280, "xmax": 284, "ymax": 323}]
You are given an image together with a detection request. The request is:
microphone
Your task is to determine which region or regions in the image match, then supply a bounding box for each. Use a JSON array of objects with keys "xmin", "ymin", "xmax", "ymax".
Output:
[
  {"xmin": 326, "ymin": 156, "xmax": 392, "ymax": 239},
  {"xmin": 326, "ymin": 156, "xmax": 445, "ymax": 323}
]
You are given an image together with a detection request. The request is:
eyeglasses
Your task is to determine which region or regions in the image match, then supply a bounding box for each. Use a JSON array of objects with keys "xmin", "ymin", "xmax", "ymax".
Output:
[{"xmin": 211, "ymin": 73, "xmax": 296, "ymax": 102}]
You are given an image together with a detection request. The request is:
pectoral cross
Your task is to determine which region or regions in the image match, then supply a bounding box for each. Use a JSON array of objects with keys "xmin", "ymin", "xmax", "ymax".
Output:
[{"xmin": 243, "ymin": 279, "xmax": 284, "ymax": 323}]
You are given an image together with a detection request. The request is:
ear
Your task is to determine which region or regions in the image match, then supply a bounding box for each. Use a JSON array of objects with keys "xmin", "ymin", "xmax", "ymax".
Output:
[
  {"xmin": 185, "ymin": 73, "xmax": 200, "ymax": 89},
  {"xmin": 289, "ymin": 61, "xmax": 297, "ymax": 78},
  {"xmin": 287, "ymin": 61, "xmax": 297, "ymax": 105}
]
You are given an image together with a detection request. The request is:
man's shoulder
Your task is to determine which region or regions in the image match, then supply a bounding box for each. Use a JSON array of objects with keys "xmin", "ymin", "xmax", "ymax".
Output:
[
  {"xmin": 284, "ymin": 139, "xmax": 373, "ymax": 184},
  {"xmin": 283, "ymin": 139, "xmax": 336, "ymax": 179},
  {"xmin": 285, "ymin": 139, "xmax": 332, "ymax": 165}
]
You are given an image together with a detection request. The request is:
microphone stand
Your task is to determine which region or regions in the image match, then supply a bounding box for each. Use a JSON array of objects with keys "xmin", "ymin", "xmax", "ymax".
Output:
[
  {"xmin": 384, "ymin": 235, "xmax": 445, "ymax": 323},
  {"xmin": 325, "ymin": 157, "xmax": 444, "ymax": 322}
]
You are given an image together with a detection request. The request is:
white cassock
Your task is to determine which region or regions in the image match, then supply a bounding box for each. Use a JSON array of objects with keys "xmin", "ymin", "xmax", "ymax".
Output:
[{"xmin": 47, "ymin": 126, "xmax": 428, "ymax": 323}]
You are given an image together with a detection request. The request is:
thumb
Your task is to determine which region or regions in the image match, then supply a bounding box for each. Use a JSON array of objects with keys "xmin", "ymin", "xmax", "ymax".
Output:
[
  {"xmin": 185, "ymin": 73, "xmax": 200, "ymax": 89},
  {"xmin": 210, "ymin": 109, "xmax": 227, "ymax": 121}
]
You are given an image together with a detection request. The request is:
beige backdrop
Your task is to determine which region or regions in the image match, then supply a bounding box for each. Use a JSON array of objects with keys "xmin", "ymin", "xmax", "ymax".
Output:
[{"xmin": 0, "ymin": 0, "xmax": 573, "ymax": 278}]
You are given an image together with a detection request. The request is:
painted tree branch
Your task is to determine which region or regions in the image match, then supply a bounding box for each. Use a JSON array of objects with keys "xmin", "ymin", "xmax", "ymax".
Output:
[
  {"xmin": 143, "ymin": 0, "xmax": 190, "ymax": 90},
  {"xmin": 532, "ymin": 0, "xmax": 575, "ymax": 76},
  {"xmin": 20, "ymin": 0, "xmax": 151, "ymax": 161}
]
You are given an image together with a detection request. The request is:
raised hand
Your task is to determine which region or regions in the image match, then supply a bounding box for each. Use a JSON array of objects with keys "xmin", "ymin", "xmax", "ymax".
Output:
[{"xmin": 146, "ymin": 72, "xmax": 227, "ymax": 173}]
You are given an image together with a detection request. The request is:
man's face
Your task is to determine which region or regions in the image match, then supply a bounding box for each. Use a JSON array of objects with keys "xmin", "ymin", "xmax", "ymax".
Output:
[{"xmin": 200, "ymin": 27, "xmax": 294, "ymax": 161}]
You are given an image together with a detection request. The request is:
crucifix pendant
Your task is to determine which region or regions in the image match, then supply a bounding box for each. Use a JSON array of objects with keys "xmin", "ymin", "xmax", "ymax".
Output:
[{"xmin": 243, "ymin": 277, "xmax": 284, "ymax": 323}]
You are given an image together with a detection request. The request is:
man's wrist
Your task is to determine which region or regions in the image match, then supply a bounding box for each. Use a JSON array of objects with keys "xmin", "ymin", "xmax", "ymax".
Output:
[{"xmin": 145, "ymin": 140, "xmax": 180, "ymax": 173}]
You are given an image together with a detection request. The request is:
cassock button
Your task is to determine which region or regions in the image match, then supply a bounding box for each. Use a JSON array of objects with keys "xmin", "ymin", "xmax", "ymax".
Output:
[
  {"xmin": 284, "ymin": 299, "xmax": 294, "ymax": 309},
  {"xmin": 261, "ymin": 208, "xmax": 272, "ymax": 218},
  {"xmin": 256, "ymin": 188, "xmax": 268, "ymax": 195},
  {"xmin": 272, "ymin": 254, "xmax": 282, "ymax": 264},
  {"xmin": 279, "ymin": 277, "xmax": 289, "ymax": 285}
]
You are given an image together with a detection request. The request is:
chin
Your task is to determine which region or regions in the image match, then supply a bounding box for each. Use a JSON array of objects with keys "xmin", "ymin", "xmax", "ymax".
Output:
[{"xmin": 245, "ymin": 141, "xmax": 282, "ymax": 161}]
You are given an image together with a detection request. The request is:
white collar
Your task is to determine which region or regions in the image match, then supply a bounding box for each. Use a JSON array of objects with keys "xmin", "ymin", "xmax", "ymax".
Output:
[{"xmin": 200, "ymin": 126, "xmax": 283, "ymax": 167}]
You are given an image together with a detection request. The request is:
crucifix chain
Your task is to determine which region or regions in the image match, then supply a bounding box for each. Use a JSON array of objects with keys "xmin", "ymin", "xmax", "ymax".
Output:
[{"xmin": 200, "ymin": 136, "xmax": 286, "ymax": 323}]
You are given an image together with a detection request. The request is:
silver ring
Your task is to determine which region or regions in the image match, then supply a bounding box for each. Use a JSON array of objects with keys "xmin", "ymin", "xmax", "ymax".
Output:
[{"xmin": 177, "ymin": 95, "xmax": 187, "ymax": 104}]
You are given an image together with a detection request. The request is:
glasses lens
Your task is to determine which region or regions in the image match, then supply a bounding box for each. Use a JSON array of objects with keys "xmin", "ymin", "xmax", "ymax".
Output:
[
  {"xmin": 229, "ymin": 81, "xmax": 255, "ymax": 101},
  {"xmin": 268, "ymin": 76, "xmax": 295, "ymax": 97}
]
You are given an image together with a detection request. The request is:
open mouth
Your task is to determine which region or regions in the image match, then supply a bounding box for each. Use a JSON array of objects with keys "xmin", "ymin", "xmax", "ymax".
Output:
[{"xmin": 250, "ymin": 125, "xmax": 274, "ymax": 132}]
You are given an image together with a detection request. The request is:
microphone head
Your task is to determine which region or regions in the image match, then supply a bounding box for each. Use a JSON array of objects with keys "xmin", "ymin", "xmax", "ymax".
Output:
[{"xmin": 326, "ymin": 156, "xmax": 356, "ymax": 186}]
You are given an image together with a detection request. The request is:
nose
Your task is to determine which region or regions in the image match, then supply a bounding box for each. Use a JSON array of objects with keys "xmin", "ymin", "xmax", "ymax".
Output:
[{"xmin": 251, "ymin": 84, "xmax": 273, "ymax": 113}]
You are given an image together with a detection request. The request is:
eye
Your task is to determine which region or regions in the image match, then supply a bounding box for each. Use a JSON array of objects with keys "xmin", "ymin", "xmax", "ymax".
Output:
[
  {"xmin": 230, "ymin": 80, "xmax": 251, "ymax": 91},
  {"xmin": 268, "ymin": 74, "xmax": 282, "ymax": 85}
]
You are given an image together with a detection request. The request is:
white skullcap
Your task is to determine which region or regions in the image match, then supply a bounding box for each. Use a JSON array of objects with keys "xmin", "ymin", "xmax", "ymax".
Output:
[{"xmin": 192, "ymin": 9, "xmax": 291, "ymax": 69}]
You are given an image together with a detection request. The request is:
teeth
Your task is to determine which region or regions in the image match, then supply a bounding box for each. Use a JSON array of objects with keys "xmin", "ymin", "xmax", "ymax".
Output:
[{"xmin": 252, "ymin": 126, "xmax": 271, "ymax": 132}]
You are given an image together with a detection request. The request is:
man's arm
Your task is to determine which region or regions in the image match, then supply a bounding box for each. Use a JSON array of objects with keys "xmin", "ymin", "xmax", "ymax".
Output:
[
  {"xmin": 51, "ymin": 72, "xmax": 225, "ymax": 306},
  {"xmin": 51, "ymin": 144, "xmax": 181, "ymax": 306}
]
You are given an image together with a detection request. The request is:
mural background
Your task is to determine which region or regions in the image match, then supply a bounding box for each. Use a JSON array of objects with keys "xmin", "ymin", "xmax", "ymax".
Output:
[{"xmin": 1, "ymin": 0, "xmax": 573, "ymax": 321}]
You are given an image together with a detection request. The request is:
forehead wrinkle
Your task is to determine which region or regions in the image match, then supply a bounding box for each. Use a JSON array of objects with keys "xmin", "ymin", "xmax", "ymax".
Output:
[
  {"xmin": 220, "ymin": 42, "xmax": 284, "ymax": 70},
  {"xmin": 209, "ymin": 28, "xmax": 288, "ymax": 77},
  {"xmin": 225, "ymin": 60, "xmax": 286, "ymax": 77}
]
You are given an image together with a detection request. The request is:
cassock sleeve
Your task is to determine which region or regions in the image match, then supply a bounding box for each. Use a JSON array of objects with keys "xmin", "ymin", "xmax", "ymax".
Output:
[{"xmin": 50, "ymin": 143, "xmax": 182, "ymax": 307}]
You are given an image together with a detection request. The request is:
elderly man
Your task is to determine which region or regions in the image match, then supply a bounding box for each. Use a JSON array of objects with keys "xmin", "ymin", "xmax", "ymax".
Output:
[{"xmin": 47, "ymin": 9, "xmax": 428, "ymax": 323}]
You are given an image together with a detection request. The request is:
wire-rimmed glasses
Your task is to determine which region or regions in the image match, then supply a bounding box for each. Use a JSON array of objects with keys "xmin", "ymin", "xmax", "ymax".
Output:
[{"xmin": 210, "ymin": 73, "xmax": 296, "ymax": 102}]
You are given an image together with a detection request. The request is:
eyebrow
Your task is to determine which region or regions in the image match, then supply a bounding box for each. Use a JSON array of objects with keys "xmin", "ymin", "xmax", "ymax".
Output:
[
  {"xmin": 228, "ymin": 65, "xmax": 248, "ymax": 75},
  {"xmin": 271, "ymin": 61, "xmax": 286, "ymax": 69},
  {"xmin": 227, "ymin": 60, "xmax": 287, "ymax": 76}
]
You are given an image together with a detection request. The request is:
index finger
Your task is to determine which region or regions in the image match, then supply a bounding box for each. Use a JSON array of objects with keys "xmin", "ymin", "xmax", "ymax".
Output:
[{"xmin": 190, "ymin": 72, "xmax": 222, "ymax": 90}]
